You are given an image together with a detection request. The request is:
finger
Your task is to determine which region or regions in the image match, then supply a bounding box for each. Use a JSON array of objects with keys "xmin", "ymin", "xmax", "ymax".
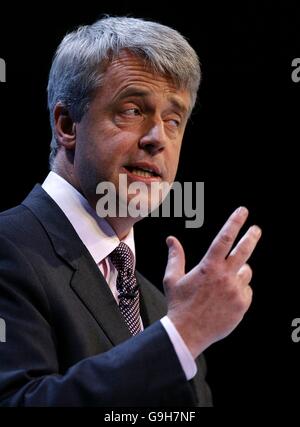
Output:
[
  {"xmin": 242, "ymin": 285, "xmax": 253, "ymax": 306},
  {"xmin": 163, "ymin": 236, "xmax": 185, "ymax": 289},
  {"xmin": 227, "ymin": 225, "xmax": 262, "ymax": 272},
  {"xmin": 236, "ymin": 263, "xmax": 253, "ymax": 285},
  {"xmin": 205, "ymin": 207, "xmax": 249, "ymax": 262}
]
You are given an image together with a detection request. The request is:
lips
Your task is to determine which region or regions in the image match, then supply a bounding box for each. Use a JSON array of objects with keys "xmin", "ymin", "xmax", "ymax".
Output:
[{"xmin": 123, "ymin": 162, "xmax": 162, "ymax": 178}]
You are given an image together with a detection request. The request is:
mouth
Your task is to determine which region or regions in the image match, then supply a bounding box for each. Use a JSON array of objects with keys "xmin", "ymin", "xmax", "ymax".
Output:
[{"xmin": 123, "ymin": 162, "xmax": 162, "ymax": 181}]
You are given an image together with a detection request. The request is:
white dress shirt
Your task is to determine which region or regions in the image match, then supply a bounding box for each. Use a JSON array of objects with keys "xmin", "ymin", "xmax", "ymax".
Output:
[{"xmin": 42, "ymin": 171, "xmax": 196, "ymax": 380}]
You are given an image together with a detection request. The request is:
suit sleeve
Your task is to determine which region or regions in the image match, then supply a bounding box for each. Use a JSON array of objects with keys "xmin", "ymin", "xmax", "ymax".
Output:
[{"xmin": 0, "ymin": 236, "xmax": 196, "ymax": 407}]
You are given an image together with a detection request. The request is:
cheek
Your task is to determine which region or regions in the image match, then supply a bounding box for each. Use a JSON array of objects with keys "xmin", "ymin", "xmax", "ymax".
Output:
[
  {"xmin": 103, "ymin": 127, "xmax": 139, "ymax": 158},
  {"xmin": 167, "ymin": 146, "xmax": 182, "ymax": 180},
  {"xmin": 77, "ymin": 122, "xmax": 115, "ymax": 163}
]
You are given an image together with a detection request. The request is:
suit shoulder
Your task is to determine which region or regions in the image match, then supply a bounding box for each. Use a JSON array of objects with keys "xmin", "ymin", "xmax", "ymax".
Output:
[
  {"xmin": 0, "ymin": 204, "xmax": 28, "ymax": 227},
  {"xmin": 0, "ymin": 204, "xmax": 43, "ymax": 243}
]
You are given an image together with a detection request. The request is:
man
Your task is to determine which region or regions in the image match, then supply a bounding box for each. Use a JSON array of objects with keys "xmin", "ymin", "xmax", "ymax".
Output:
[{"xmin": 0, "ymin": 16, "xmax": 261, "ymax": 406}]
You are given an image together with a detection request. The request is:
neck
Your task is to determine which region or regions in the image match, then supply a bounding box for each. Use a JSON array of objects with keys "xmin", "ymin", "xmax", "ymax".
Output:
[
  {"xmin": 105, "ymin": 217, "xmax": 136, "ymax": 240},
  {"xmin": 52, "ymin": 155, "xmax": 138, "ymax": 240}
]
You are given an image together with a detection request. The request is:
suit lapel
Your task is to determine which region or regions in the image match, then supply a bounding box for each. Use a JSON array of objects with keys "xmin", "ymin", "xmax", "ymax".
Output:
[
  {"xmin": 70, "ymin": 255, "xmax": 132, "ymax": 345},
  {"xmin": 22, "ymin": 185, "xmax": 132, "ymax": 345},
  {"xmin": 22, "ymin": 184, "xmax": 166, "ymax": 345}
]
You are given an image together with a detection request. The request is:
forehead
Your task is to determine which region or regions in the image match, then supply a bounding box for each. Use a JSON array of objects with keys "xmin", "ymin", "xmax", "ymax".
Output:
[{"xmin": 97, "ymin": 51, "xmax": 191, "ymax": 111}]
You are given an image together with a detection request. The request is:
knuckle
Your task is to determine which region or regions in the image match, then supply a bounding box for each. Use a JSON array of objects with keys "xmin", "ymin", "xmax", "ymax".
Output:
[
  {"xmin": 246, "ymin": 285, "xmax": 253, "ymax": 299},
  {"xmin": 208, "ymin": 269, "xmax": 232, "ymax": 288},
  {"xmin": 223, "ymin": 279, "xmax": 242, "ymax": 298},
  {"xmin": 220, "ymin": 271, "xmax": 232, "ymax": 286},
  {"xmin": 163, "ymin": 274, "xmax": 173, "ymax": 288},
  {"xmin": 244, "ymin": 263, "xmax": 252, "ymax": 273},
  {"xmin": 235, "ymin": 286, "xmax": 253, "ymax": 311},
  {"xmin": 229, "ymin": 216, "xmax": 243, "ymax": 229},
  {"xmin": 246, "ymin": 266, "xmax": 253, "ymax": 281},
  {"xmin": 197, "ymin": 259, "xmax": 213, "ymax": 276},
  {"xmin": 226, "ymin": 283, "xmax": 239, "ymax": 299},
  {"xmin": 220, "ymin": 233, "xmax": 233, "ymax": 245},
  {"xmin": 240, "ymin": 264, "xmax": 253, "ymax": 282},
  {"xmin": 232, "ymin": 291, "xmax": 247, "ymax": 311}
]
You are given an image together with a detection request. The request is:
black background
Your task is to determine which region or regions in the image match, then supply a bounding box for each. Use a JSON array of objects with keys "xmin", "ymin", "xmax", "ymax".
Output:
[{"xmin": 0, "ymin": 0, "xmax": 299, "ymax": 408}]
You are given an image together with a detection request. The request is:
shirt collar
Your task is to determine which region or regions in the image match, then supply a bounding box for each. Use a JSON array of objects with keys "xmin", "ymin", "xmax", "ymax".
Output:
[{"xmin": 42, "ymin": 171, "xmax": 135, "ymax": 266}]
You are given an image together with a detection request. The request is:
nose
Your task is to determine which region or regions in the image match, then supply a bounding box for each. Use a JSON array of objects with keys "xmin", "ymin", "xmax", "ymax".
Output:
[{"xmin": 138, "ymin": 120, "xmax": 166, "ymax": 155}]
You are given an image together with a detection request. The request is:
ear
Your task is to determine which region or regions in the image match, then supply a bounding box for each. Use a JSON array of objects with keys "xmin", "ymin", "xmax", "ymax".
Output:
[{"xmin": 54, "ymin": 102, "xmax": 76, "ymax": 150}]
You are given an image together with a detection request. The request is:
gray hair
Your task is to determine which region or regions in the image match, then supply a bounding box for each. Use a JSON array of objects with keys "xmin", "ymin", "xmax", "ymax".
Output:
[{"xmin": 47, "ymin": 16, "xmax": 201, "ymax": 167}]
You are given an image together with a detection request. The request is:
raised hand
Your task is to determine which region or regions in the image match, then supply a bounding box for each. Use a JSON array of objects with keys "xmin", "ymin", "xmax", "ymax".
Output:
[{"xmin": 163, "ymin": 207, "xmax": 262, "ymax": 358}]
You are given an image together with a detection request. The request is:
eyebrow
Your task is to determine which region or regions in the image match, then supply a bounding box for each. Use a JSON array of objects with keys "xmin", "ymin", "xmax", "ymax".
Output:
[
  {"xmin": 116, "ymin": 86, "xmax": 189, "ymax": 117},
  {"xmin": 118, "ymin": 87, "xmax": 151, "ymax": 100}
]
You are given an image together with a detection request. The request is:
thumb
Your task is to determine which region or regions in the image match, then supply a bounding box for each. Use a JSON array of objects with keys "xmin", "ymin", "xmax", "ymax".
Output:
[{"xmin": 163, "ymin": 236, "xmax": 185, "ymax": 290}]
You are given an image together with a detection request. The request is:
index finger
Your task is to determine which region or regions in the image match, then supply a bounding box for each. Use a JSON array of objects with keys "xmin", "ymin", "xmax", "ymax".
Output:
[{"xmin": 205, "ymin": 207, "xmax": 249, "ymax": 261}]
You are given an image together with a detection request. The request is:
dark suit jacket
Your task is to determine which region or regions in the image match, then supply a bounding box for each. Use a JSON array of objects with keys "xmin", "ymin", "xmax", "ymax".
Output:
[{"xmin": 0, "ymin": 185, "xmax": 212, "ymax": 406}]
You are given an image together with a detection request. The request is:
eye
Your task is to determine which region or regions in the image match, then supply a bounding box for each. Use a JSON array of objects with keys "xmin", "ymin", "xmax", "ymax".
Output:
[
  {"xmin": 165, "ymin": 117, "xmax": 181, "ymax": 130},
  {"xmin": 168, "ymin": 118, "xmax": 180, "ymax": 128},
  {"xmin": 114, "ymin": 104, "xmax": 144, "ymax": 127},
  {"xmin": 122, "ymin": 107, "xmax": 141, "ymax": 116}
]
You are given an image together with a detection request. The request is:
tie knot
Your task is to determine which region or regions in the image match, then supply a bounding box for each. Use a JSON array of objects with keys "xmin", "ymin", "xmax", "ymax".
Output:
[{"xmin": 109, "ymin": 242, "xmax": 134, "ymax": 277}]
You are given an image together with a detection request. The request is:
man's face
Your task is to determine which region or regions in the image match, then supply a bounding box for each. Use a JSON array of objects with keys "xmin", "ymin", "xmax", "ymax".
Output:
[{"xmin": 73, "ymin": 51, "xmax": 191, "ymax": 217}]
